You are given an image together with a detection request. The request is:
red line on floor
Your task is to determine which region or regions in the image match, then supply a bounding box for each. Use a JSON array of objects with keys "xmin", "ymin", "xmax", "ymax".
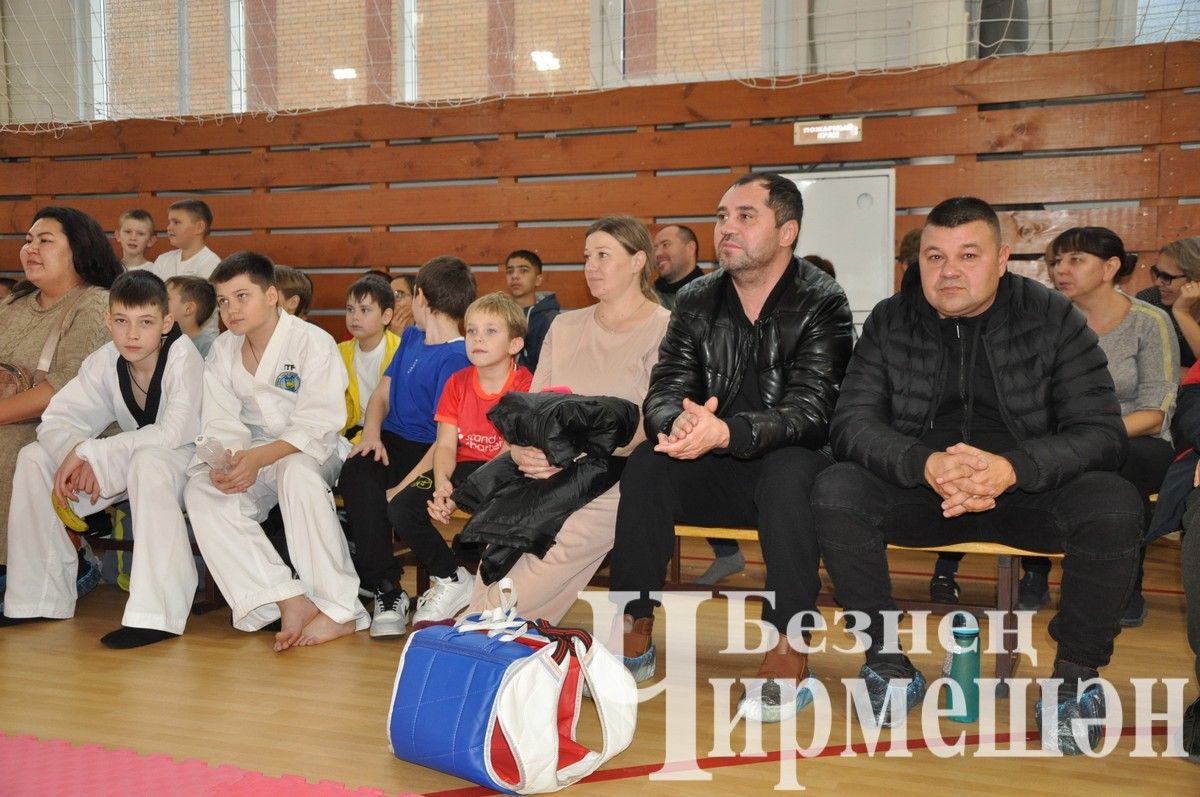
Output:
[{"xmin": 419, "ymin": 724, "xmax": 1171, "ymax": 796}]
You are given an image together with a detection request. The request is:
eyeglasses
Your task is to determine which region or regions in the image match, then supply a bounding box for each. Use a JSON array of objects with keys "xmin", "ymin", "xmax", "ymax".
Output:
[
  {"xmin": 1151, "ymin": 266, "xmax": 1186, "ymax": 284},
  {"xmin": 393, "ymin": 290, "xmax": 411, "ymax": 298}
]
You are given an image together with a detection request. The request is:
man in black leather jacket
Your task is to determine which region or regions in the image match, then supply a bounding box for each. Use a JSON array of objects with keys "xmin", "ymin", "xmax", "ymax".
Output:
[
  {"xmin": 609, "ymin": 172, "xmax": 855, "ymax": 724},
  {"xmin": 811, "ymin": 197, "xmax": 1142, "ymax": 751}
]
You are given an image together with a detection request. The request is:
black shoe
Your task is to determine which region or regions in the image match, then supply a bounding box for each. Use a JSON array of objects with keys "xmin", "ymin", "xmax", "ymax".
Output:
[
  {"xmin": 929, "ymin": 574, "xmax": 960, "ymax": 604},
  {"xmin": 1184, "ymin": 696, "xmax": 1200, "ymax": 763},
  {"xmin": 859, "ymin": 655, "xmax": 927, "ymax": 728},
  {"xmin": 1119, "ymin": 591, "xmax": 1147, "ymax": 627},
  {"xmin": 1017, "ymin": 571, "xmax": 1050, "ymax": 610}
]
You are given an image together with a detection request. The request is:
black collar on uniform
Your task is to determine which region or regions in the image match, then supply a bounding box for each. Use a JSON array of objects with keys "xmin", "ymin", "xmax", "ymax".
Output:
[{"xmin": 117, "ymin": 324, "xmax": 184, "ymax": 428}]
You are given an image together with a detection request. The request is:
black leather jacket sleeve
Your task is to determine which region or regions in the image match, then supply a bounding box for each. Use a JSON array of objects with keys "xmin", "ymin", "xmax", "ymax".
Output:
[{"xmin": 642, "ymin": 304, "xmax": 707, "ymax": 440}]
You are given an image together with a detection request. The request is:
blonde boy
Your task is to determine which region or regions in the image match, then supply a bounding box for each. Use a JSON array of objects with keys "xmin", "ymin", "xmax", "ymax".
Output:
[
  {"xmin": 116, "ymin": 209, "xmax": 157, "ymax": 270},
  {"xmin": 339, "ymin": 275, "xmax": 400, "ymax": 443},
  {"xmin": 166, "ymin": 275, "xmax": 218, "ymax": 357},
  {"xmin": 371, "ymin": 293, "xmax": 532, "ymax": 637},
  {"xmin": 152, "ymin": 199, "xmax": 220, "ymax": 336}
]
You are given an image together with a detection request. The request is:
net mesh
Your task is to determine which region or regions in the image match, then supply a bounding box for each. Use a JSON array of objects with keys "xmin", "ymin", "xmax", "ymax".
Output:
[{"xmin": 0, "ymin": 0, "xmax": 1197, "ymax": 133}]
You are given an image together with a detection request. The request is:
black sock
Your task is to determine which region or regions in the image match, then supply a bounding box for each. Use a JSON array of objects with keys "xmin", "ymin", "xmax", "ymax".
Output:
[
  {"xmin": 100, "ymin": 626, "xmax": 179, "ymax": 649},
  {"xmin": 1050, "ymin": 659, "xmax": 1099, "ymax": 697},
  {"xmin": 0, "ymin": 614, "xmax": 58, "ymax": 628},
  {"xmin": 865, "ymin": 643, "xmax": 912, "ymax": 671},
  {"xmin": 933, "ymin": 558, "xmax": 959, "ymax": 578}
]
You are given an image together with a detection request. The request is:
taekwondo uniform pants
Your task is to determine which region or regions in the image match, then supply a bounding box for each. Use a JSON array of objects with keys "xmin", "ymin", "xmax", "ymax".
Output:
[
  {"xmin": 184, "ymin": 451, "xmax": 368, "ymax": 632},
  {"xmin": 5, "ymin": 441, "xmax": 196, "ymax": 634}
]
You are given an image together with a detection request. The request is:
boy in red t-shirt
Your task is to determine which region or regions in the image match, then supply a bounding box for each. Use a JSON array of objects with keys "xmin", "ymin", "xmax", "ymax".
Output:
[{"xmin": 376, "ymin": 293, "xmax": 533, "ymax": 637}]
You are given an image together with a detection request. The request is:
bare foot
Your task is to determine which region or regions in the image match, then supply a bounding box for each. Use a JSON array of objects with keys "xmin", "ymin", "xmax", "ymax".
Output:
[
  {"xmin": 275, "ymin": 595, "xmax": 319, "ymax": 652},
  {"xmin": 296, "ymin": 612, "xmax": 356, "ymax": 647}
]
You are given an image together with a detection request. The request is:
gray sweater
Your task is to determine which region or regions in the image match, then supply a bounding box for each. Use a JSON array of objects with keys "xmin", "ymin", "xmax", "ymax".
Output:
[{"xmin": 1098, "ymin": 295, "xmax": 1180, "ymax": 442}]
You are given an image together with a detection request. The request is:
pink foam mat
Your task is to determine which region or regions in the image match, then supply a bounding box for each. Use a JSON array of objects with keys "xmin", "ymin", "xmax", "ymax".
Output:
[{"xmin": 0, "ymin": 732, "xmax": 421, "ymax": 797}]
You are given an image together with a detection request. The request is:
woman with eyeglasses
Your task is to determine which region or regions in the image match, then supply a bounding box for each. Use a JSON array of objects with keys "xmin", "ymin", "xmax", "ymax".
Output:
[
  {"xmin": 389, "ymin": 274, "xmax": 416, "ymax": 335},
  {"xmin": 1135, "ymin": 236, "xmax": 1200, "ymax": 368}
]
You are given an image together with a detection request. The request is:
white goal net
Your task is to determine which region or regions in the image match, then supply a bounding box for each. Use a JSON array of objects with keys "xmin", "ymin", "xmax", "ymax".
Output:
[{"xmin": 1, "ymin": 0, "xmax": 1197, "ymax": 131}]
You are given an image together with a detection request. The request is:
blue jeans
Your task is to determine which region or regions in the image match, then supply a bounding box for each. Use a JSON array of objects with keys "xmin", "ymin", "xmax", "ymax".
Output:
[{"xmin": 811, "ymin": 463, "xmax": 1141, "ymax": 669}]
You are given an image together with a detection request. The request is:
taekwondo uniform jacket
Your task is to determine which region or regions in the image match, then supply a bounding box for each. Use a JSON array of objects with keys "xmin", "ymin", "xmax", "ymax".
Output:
[
  {"xmin": 192, "ymin": 310, "xmax": 351, "ymax": 475},
  {"xmin": 38, "ymin": 332, "xmax": 204, "ymax": 497}
]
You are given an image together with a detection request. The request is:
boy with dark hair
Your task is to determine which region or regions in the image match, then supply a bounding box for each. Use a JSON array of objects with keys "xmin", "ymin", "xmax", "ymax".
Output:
[
  {"xmin": 1, "ymin": 270, "xmax": 204, "ymax": 648},
  {"xmin": 166, "ymin": 275, "xmax": 218, "ymax": 357},
  {"xmin": 338, "ymin": 255, "xmax": 475, "ymax": 630},
  {"xmin": 152, "ymin": 199, "xmax": 219, "ymax": 336},
  {"xmin": 375, "ymin": 292, "xmax": 532, "ymax": 636},
  {"xmin": 183, "ymin": 251, "xmax": 367, "ymax": 652},
  {"xmin": 362, "ymin": 269, "xmax": 393, "ymax": 283},
  {"xmin": 116, "ymin": 209, "xmax": 157, "ymax": 270},
  {"xmin": 275, "ymin": 265, "xmax": 313, "ymax": 320},
  {"xmin": 504, "ymin": 249, "xmax": 559, "ymax": 373},
  {"xmin": 340, "ymin": 275, "xmax": 401, "ymax": 443}
]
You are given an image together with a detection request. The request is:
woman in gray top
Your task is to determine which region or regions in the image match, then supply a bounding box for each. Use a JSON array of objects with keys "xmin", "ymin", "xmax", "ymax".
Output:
[{"xmin": 1051, "ymin": 226, "xmax": 1180, "ymax": 625}]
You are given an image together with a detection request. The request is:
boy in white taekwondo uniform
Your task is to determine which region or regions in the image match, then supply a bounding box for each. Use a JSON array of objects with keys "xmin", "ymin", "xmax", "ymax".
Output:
[
  {"xmin": 1, "ymin": 271, "xmax": 203, "ymax": 649},
  {"xmin": 183, "ymin": 251, "xmax": 367, "ymax": 652}
]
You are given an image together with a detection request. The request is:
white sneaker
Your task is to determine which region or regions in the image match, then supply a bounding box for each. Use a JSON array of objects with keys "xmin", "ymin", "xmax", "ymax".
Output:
[
  {"xmin": 412, "ymin": 567, "xmax": 473, "ymax": 626},
  {"xmin": 370, "ymin": 588, "xmax": 410, "ymax": 638}
]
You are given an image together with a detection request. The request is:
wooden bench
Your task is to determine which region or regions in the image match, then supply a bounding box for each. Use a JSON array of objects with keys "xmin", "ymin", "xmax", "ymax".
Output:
[
  {"xmin": 85, "ymin": 535, "xmax": 224, "ymax": 615},
  {"xmin": 420, "ymin": 516, "xmax": 1059, "ymax": 690},
  {"xmin": 671, "ymin": 526, "xmax": 1062, "ymax": 690}
]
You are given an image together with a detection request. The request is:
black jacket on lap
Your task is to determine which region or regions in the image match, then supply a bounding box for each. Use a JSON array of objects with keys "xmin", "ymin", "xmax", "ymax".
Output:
[
  {"xmin": 643, "ymin": 257, "xmax": 854, "ymax": 459},
  {"xmin": 452, "ymin": 392, "xmax": 639, "ymax": 584},
  {"xmin": 1147, "ymin": 380, "xmax": 1200, "ymax": 541},
  {"xmin": 830, "ymin": 266, "xmax": 1126, "ymax": 493}
]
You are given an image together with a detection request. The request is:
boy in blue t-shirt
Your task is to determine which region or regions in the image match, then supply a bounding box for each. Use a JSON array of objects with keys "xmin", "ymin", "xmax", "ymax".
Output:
[{"xmin": 337, "ymin": 256, "xmax": 475, "ymax": 616}]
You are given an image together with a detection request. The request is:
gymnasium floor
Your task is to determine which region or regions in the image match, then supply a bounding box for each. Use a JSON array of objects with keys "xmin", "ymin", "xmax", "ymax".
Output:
[{"xmin": 2, "ymin": 540, "xmax": 1197, "ymax": 796}]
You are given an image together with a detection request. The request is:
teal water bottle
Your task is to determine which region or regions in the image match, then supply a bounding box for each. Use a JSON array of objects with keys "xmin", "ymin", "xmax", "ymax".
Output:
[{"xmin": 942, "ymin": 612, "xmax": 980, "ymax": 723}]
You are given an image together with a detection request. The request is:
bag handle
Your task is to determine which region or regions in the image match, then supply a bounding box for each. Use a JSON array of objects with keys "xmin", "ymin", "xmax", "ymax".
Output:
[
  {"xmin": 573, "ymin": 638, "xmax": 633, "ymax": 772},
  {"xmin": 530, "ymin": 633, "xmax": 638, "ymax": 787},
  {"xmin": 33, "ymin": 288, "xmax": 87, "ymax": 382},
  {"xmin": 456, "ymin": 578, "xmax": 529, "ymax": 637}
]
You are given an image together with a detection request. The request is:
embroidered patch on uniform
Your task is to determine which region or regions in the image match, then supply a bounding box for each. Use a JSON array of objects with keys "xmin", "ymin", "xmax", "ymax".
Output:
[
  {"xmin": 275, "ymin": 370, "xmax": 301, "ymax": 392},
  {"xmin": 413, "ymin": 475, "xmax": 434, "ymax": 490}
]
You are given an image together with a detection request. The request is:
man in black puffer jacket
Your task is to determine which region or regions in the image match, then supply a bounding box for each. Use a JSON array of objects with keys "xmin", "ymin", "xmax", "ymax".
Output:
[
  {"xmin": 811, "ymin": 197, "xmax": 1141, "ymax": 752},
  {"xmin": 609, "ymin": 172, "xmax": 854, "ymax": 724}
]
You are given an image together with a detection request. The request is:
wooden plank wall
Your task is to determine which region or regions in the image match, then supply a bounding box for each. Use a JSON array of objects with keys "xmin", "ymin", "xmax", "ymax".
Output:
[{"xmin": 1, "ymin": 41, "xmax": 1197, "ymax": 338}]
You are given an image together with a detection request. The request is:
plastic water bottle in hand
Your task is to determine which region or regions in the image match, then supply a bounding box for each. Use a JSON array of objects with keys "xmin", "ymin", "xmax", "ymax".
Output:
[{"xmin": 195, "ymin": 436, "xmax": 232, "ymax": 474}]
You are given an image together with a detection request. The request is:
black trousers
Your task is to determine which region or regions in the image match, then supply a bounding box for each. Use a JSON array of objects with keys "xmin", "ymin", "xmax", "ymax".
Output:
[
  {"xmin": 336, "ymin": 431, "xmax": 429, "ymax": 590},
  {"xmin": 938, "ymin": 436, "xmax": 1175, "ymax": 580},
  {"xmin": 609, "ymin": 440, "xmax": 832, "ymax": 631},
  {"xmin": 812, "ymin": 463, "xmax": 1142, "ymax": 669},
  {"xmin": 387, "ymin": 461, "xmax": 484, "ymax": 580}
]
